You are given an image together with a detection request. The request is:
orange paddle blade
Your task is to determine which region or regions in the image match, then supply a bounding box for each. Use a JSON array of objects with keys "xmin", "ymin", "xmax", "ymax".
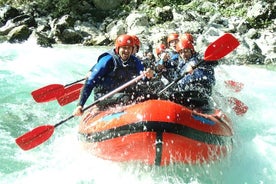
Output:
[
  {"xmin": 31, "ymin": 84, "xmax": 65, "ymax": 103},
  {"xmin": 57, "ymin": 83, "xmax": 83, "ymax": 106},
  {"xmin": 15, "ymin": 125, "xmax": 55, "ymax": 151},
  {"xmin": 204, "ymin": 33, "xmax": 240, "ymax": 61}
]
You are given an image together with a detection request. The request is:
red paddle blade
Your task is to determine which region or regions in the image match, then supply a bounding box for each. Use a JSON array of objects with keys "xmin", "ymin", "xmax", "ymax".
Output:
[
  {"xmin": 57, "ymin": 83, "xmax": 83, "ymax": 106},
  {"xmin": 228, "ymin": 97, "xmax": 248, "ymax": 116},
  {"xmin": 15, "ymin": 125, "xmax": 55, "ymax": 151},
  {"xmin": 31, "ymin": 84, "xmax": 65, "ymax": 103},
  {"xmin": 225, "ymin": 80, "xmax": 244, "ymax": 92},
  {"xmin": 204, "ymin": 33, "xmax": 240, "ymax": 61}
]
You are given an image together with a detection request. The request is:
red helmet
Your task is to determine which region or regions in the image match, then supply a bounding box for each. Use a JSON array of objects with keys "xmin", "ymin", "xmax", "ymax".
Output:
[
  {"xmin": 180, "ymin": 33, "xmax": 194, "ymax": 43},
  {"xmin": 130, "ymin": 35, "xmax": 140, "ymax": 48},
  {"xmin": 155, "ymin": 43, "xmax": 166, "ymax": 55},
  {"xmin": 167, "ymin": 33, "xmax": 179, "ymax": 43},
  {"xmin": 176, "ymin": 39, "xmax": 194, "ymax": 53},
  {"xmin": 115, "ymin": 34, "xmax": 134, "ymax": 53}
]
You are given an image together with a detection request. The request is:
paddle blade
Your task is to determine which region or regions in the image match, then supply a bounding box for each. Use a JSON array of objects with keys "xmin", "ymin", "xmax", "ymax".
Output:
[
  {"xmin": 228, "ymin": 97, "xmax": 248, "ymax": 116},
  {"xmin": 15, "ymin": 125, "xmax": 55, "ymax": 151},
  {"xmin": 225, "ymin": 80, "xmax": 244, "ymax": 92},
  {"xmin": 31, "ymin": 84, "xmax": 65, "ymax": 103},
  {"xmin": 57, "ymin": 83, "xmax": 83, "ymax": 106},
  {"xmin": 204, "ymin": 33, "xmax": 240, "ymax": 61}
]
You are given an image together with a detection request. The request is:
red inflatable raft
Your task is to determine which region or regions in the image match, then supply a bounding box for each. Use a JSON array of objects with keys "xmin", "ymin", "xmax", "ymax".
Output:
[{"xmin": 78, "ymin": 99, "xmax": 233, "ymax": 166}]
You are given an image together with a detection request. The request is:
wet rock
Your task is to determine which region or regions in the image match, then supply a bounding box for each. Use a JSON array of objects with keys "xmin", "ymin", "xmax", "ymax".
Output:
[{"xmin": 7, "ymin": 24, "xmax": 32, "ymax": 43}]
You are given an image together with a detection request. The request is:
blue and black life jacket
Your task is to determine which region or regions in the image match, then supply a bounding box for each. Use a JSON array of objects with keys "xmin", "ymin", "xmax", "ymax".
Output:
[
  {"xmin": 178, "ymin": 58, "xmax": 216, "ymax": 95},
  {"xmin": 93, "ymin": 49, "xmax": 142, "ymax": 97}
]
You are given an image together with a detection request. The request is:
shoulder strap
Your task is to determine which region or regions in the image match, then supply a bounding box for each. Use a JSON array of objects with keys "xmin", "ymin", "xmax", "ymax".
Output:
[{"xmin": 96, "ymin": 49, "xmax": 121, "ymax": 71}]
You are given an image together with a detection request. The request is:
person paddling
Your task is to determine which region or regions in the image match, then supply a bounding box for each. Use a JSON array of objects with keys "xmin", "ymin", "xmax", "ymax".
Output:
[
  {"xmin": 169, "ymin": 36, "xmax": 218, "ymax": 111},
  {"xmin": 73, "ymin": 34, "xmax": 153, "ymax": 116}
]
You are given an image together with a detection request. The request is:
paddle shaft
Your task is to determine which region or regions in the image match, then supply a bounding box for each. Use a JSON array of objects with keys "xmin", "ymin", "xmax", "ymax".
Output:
[
  {"xmin": 54, "ymin": 74, "xmax": 145, "ymax": 128},
  {"xmin": 64, "ymin": 78, "xmax": 85, "ymax": 87}
]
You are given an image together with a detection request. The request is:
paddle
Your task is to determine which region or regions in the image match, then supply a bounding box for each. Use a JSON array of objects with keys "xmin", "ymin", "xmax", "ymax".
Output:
[
  {"xmin": 31, "ymin": 78, "xmax": 85, "ymax": 103},
  {"xmin": 203, "ymin": 33, "xmax": 240, "ymax": 60},
  {"xmin": 15, "ymin": 74, "xmax": 145, "ymax": 151},
  {"xmin": 158, "ymin": 33, "xmax": 240, "ymax": 95},
  {"xmin": 213, "ymin": 91, "xmax": 248, "ymax": 116},
  {"xmin": 228, "ymin": 97, "xmax": 248, "ymax": 115},
  {"xmin": 224, "ymin": 80, "xmax": 244, "ymax": 92},
  {"xmin": 57, "ymin": 83, "xmax": 84, "ymax": 106},
  {"xmin": 218, "ymin": 65, "xmax": 244, "ymax": 92}
]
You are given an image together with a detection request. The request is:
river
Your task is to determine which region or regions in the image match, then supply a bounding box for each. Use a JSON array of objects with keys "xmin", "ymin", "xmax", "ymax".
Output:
[{"xmin": 1, "ymin": 42, "xmax": 276, "ymax": 184}]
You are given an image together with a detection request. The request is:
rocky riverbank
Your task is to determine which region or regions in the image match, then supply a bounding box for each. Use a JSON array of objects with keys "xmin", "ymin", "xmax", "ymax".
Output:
[{"xmin": 0, "ymin": 0, "xmax": 275, "ymax": 65}]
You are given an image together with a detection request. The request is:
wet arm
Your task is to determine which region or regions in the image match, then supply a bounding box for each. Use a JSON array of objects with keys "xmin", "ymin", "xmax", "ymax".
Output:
[{"xmin": 77, "ymin": 57, "xmax": 112, "ymax": 107}]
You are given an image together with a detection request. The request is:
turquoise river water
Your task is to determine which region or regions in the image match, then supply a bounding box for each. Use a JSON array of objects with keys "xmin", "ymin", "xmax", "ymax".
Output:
[{"xmin": 1, "ymin": 42, "xmax": 276, "ymax": 184}]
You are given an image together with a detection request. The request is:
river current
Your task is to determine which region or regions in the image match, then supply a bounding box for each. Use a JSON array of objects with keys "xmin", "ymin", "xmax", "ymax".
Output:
[{"xmin": 1, "ymin": 42, "xmax": 276, "ymax": 184}]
